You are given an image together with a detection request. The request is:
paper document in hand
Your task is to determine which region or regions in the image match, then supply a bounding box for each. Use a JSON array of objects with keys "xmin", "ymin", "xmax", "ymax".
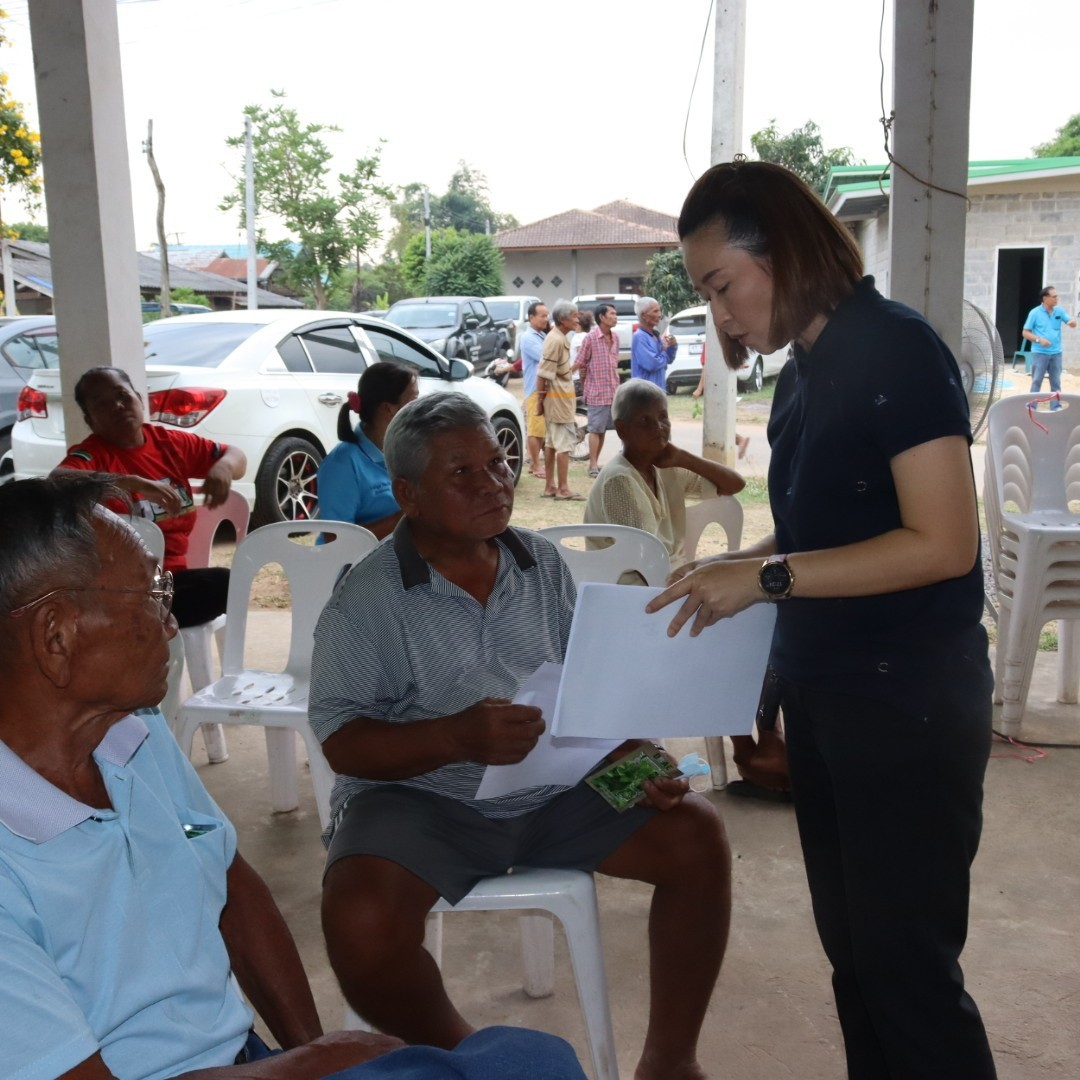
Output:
[
  {"xmin": 474, "ymin": 662, "xmax": 620, "ymax": 800},
  {"xmin": 552, "ymin": 583, "xmax": 776, "ymax": 739}
]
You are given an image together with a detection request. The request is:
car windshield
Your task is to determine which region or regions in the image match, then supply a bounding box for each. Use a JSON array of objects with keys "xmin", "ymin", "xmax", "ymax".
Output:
[
  {"xmin": 386, "ymin": 304, "xmax": 457, "ymax": 329},
  {"xmin": 669, "ymin": 313, "xmax": 706, "ymax": 333},
  {"xmin": 577, "ymin": 298, "xmax": 638, "ymax": 319},
  {"xmin": 484, "ymin": 301, "xmax": 519, "ymax": 321},
  {"xmin": 142, "ymin": 321, "xmax": 262, "ymax": 367}
]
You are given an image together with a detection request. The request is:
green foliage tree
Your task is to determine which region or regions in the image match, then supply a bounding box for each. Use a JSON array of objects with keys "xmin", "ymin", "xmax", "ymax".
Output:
[
  {"xmin": 169, "ymin": 286, "xmax": 212, "ymax": 308},
  {"xmin": 8, "ymin": 220, "xmax": 46, "ymax": 241},
  {"xmin": 750, "ymin": 119, "xmax": 858, "ymax": 195},
  {"xmin": 387, "ymin": 162, "xmax": 517, "ymax": 261},
  {"xmin": 1033, "ymin": 114, "xmax": 1080, "ymax": 157},
  {"xmin": 221, "ymin": 90, "xmax": 392, "ymax": 309},
  {"xmin": 401, "ymin": 228, "xmax": 503, "ymax": 297},
  {"xmin": 645, "ymin": 249, "xmax": 699, "ymax": 315},
  {"xmin": 0, "ymin": 15, "xmax": 43, "ymax": 235}
]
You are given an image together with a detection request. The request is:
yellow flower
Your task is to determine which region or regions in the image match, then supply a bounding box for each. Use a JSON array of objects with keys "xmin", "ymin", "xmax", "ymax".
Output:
[
  {"xmin": 14, "ymin": 126, "xmax": 24, "ymax": 138},
  {"xmin": 0, "ymin": 74, "xmax": 7, "ymax": 86}
]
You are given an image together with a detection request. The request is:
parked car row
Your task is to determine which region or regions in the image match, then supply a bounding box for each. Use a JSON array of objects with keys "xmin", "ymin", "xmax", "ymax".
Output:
[
  {"xmin": 383, "ymin": 296, "xmax": 513, "ymax": 373},
  {"xmin": 7, "ymin": 310, "xmax": 525, "ymax": 527}
]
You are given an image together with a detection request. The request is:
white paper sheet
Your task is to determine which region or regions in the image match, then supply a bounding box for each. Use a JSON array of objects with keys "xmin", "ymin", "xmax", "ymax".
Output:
[
  {"xmin": 474, "ymin": 662, "xmax": 620, "ymax": 800},
  {"xmin": 551, "ymin": 583, "xmax": 776, "ymax": 739}
]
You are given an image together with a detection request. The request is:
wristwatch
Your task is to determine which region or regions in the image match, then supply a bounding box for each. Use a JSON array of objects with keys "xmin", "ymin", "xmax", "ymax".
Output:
[{"xmin": 758, "ymin": 554, "xmax": 795, "ymax": 600}]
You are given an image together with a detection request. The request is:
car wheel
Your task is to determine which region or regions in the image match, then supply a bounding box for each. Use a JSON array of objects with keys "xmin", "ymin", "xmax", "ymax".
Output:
[
  {"xmin": 666, "ymin": 378, "xmax": 678, "ymax": 395},
  {"xmin": 739, "ymin": 358, "xmax": 764, "ymax": 394},
  {"xmin": 252, "ymin": 436, "xmax": 323, "ymax": 528},
  {"xmin": 492, "ymin": 415, "xmax": 524, "ymax": 485}
]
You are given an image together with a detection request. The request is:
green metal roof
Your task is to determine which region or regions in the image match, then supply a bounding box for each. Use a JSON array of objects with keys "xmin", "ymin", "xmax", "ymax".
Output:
[{"xmin": 823, "ymin": 156, "xmax": 1080, "ymax": 211}]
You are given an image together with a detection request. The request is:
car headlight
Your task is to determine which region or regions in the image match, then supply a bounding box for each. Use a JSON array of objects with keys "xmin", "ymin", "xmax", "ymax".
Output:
[{"xmin": 430, "ymin": 338, "xmax": 447, "ymax": 354}]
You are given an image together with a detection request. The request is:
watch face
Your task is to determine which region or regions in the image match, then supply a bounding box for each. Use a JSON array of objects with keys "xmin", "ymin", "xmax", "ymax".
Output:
[{"xmin": 760, "ymin": 561, "xmax": 792, "ymax": 597}]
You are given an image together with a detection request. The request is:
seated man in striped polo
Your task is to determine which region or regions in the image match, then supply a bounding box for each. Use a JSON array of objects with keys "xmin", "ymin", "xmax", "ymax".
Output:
[{"xmin": 310, "ymin": 392, "xmax": 731, "ymax": 1080}]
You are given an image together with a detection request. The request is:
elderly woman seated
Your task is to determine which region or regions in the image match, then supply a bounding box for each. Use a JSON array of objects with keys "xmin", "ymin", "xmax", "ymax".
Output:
[{"xmin": 584, "ymin": 377, "xmax": 744, "ymax": 576}]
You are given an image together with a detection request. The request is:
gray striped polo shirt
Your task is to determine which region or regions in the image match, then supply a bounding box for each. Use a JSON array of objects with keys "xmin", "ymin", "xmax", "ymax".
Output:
[{"xmin": 309, "ymin": 520, "xmax": 577, "ymax": 840}]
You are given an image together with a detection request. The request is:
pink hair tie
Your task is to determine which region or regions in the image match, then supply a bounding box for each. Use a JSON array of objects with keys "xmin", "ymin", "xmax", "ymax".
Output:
[{"xmin": 348, "ymin": 391, "xmax": 362, "ymax": 413}]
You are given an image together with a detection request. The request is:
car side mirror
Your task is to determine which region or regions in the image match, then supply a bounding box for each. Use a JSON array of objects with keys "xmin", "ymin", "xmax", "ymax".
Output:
[{"xmin": 449, "ymin": 357, "xmax": 471, "ymax": 380}]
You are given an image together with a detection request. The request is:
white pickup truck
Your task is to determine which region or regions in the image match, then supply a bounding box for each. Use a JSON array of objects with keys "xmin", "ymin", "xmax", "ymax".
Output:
[{"xmin": 572, "ymin": 293, "xmax": 640, "ymax": 374}]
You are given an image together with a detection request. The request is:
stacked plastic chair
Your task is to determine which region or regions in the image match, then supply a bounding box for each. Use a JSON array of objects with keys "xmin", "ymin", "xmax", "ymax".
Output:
[{"xmin": 985, "ymin": 394, "xmax": 1080, "ymax": 735}]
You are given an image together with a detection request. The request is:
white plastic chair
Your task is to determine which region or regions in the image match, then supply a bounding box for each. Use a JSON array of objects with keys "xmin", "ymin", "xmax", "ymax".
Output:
[
  {"xmin": 538, "ymin": 523, "xmax": 671, "ymax": 586},
  {"xmin": 127, "ymin": 515, "xmax": 229, "ymax": 763},
  {"xmin": 173, "ymin": 521, "xmax": 378, "ymax": 824},
  {"xmin": 986, "ymin": 395, "xmax": 1080, "ymax": 733},
  {"xmin": 683, "ymin": 494, "xmax": 744, "ymax": 563},
  {"xmin": 683, "ymin": 496, "xmax": 746, "ymax": 788}
]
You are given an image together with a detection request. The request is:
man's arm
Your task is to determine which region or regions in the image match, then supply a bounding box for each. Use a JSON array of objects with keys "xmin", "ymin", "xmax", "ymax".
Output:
[
  {"xmin": 632, "ymin": 332, "xmax": 667, "ymax": 374},
  {"xmin": 654, "ymin": 444, "xmax": 745, "ymax": 496},
  {"xmin": 202, "ymin": 445, "xmax": 247, "ymax": 508},
  {"xmin": 51, "ymin": 465, "xmax": 186, "ymax": 516},
  {"xmin": 320, "ymin": 700, "xmax": 545, "ymax": 779},
  {"xmin": 572, "ymin": 331, "xmax": 593, "ymax": 374},
  {"xmin": 218, "ymin": 852, "xmax": 323, "ymax": 1050}
]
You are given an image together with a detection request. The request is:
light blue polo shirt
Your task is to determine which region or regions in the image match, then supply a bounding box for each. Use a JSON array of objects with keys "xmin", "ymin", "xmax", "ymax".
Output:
[
  {"xmin": 520, "ymin": 327, "xmax": 547, "ymax": 397},
  {"xmin": 0, "ymin": 710, "xmax": 251, "ymax": 1080},
  {"xmin": 317, "ymin": 425, "xmax": 399, "ymax": 531},
  {"xmin": 1024, "ymin": 303, "xmax": 1073, "ymax": 354}
]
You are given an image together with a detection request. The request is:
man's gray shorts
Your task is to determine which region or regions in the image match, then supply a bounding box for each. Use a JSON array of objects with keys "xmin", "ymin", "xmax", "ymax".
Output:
[
  {"xmin": 586, "ymin": 404, "xmax": 614, "ymax": 434},
  {"xmin": 325, "ymin": 782, "xmax": 655, "ymax": 905}
]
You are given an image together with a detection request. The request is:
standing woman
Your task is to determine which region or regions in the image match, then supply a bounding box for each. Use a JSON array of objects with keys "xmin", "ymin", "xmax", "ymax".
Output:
[
  {"xmin": 316, "ymin": 361, "xmax": 418, "ymax": 539},
  {"xmin": 649, "ymin": 161, "xmax": 996, "ymax": 1079}
]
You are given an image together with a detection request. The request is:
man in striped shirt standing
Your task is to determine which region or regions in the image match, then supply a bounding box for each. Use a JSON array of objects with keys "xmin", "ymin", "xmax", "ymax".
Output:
[
  {"xmin": 573, "ymin": 303, "xmax": 621, "ymax": 478},
  {"xmin": 311, "ymin": 393, "xmax": 731, "ymax": 1080}
]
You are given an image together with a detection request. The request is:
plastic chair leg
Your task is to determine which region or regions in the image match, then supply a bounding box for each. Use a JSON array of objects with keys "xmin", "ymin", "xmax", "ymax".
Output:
[
  {"xmin": 703, "ymin": 736, "xmax": 729, "ymax": 788},
  {"xmin": 264, "ymin": 727, "xmax": 300, "ymax": 813},
  {"xmin": 1057, "ymin": 619, "xmax": 1080, "ymax": 703},
  {"xmin": 520, "ymin": 912, "xmax": 556, "ymax": 998},
  {"xmin": 547, "ymin": 882, "xmax": 619, "ymax": 1080},
  {"xmin": 177, "ymin": 622, "xmax": 229, "ymax": 763}
]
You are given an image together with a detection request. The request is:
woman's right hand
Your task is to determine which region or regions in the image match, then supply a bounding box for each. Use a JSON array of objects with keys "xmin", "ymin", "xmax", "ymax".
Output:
[{"xmin": 648, "ymin": 557, "xmax": 763, "ymax": 636}]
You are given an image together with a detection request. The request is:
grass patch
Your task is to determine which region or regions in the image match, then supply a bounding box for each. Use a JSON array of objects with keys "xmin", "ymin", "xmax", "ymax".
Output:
[{"xmin": 737, "ymin": 476, "xmax": 770, "ymax": 505}]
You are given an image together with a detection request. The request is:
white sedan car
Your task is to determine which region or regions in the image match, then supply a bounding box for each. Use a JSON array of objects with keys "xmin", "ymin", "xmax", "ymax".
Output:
[
  {"xmin": 665, "ymin": 304, "xmax": 790, "ymax": 394},
  {"xmin": 12, "ymin": 309, "xmax": 525, "ymax": 527}
]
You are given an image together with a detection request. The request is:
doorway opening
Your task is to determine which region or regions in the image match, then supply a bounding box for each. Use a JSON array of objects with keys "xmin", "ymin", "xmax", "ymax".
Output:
[{"xmin": 995, "ymin": 248, "xmax": 1044, "ymax": 353}]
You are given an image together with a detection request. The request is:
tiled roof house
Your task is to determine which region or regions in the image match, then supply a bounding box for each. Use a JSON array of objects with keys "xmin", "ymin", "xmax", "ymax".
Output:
[{"xmin": 493, "ymin": 200, "xmax": 678, "ymax": 304}]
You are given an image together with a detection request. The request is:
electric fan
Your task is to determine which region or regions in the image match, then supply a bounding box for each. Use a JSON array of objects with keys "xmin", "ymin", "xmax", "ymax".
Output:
[{"xmin": 960, "ymin": 299, "xmax": 1004, "ymax": 438}]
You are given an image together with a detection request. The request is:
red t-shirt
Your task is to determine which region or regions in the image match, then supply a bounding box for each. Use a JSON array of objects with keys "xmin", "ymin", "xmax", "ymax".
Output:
[{"xmin": 60, "ymin": 425, "xmax": 226, "ymax": 571}]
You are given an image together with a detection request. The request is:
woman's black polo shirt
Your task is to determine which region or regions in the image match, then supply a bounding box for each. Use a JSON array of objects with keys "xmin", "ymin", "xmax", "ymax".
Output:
[{"xmin": 766, "ymin": 277, "xmax": 991, "ymax": 714}]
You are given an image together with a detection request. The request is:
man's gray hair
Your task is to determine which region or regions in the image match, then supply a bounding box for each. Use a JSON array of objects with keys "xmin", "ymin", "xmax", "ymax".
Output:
[
  {"xmin": 612, "ymin": 377, "xmax": 666, "ymax": 422},
  {"xmin": 550, "ymin": 299, "xmax": 578, "ymax": 326},
  {"xmin": 0, "ymin": 475, "xmax": 117, "ymax": 619},
  {"xmin": 383, "ymin": 391, "xmax": 495, "ymax": 483},
  {"xmin": 634, "ymin": 296, "xmax": 660, "ymax": 317}
]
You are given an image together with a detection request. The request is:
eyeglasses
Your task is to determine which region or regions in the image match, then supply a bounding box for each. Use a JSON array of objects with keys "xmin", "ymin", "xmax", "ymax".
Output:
[{"xmin": 5, "ymin": 568, "xmax": 175, "ymax": 621}]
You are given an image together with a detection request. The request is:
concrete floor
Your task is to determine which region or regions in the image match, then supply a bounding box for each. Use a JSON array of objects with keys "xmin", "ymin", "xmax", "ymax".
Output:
[{"xmin": 191, "ymin": 614, "xmax": 1080, "ymax": 1080}]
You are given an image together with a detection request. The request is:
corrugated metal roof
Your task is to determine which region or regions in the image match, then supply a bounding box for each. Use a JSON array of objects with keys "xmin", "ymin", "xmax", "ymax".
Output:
[{"xmin": 8, "ymin": 240, "xmax": 301, "ymax": 307}]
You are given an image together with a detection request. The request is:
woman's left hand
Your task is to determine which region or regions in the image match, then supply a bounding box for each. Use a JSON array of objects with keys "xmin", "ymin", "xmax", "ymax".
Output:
[{"xmin": 646, "ymin": 557, "xmax": 762, "ymax": 637}]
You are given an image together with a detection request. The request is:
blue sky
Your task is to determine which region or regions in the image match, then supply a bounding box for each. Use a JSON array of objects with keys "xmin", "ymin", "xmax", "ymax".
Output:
[{"xmin": 0, "ymin": 0, "xmax": 1073, "ymax": 251}]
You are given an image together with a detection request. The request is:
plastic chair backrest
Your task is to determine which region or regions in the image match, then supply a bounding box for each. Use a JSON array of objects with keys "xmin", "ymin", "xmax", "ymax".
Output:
[
  {"xmin": 683, "ymin": 496, "xmax": 744, "ymax": 561},
  {"xmin": 987, "ymin": 394, "xmax": 1080, "ymax": 515},
  {"xmin": 219, "ymin": 520, "xmax": 378, "ymax": 676},
  {"xmin": 538, "ymin": 524, "xmax": 670, "ymax": 586},
  {"xmin": 186, "ymin": 490, "xmax": 250, "ymax": 570},
  {"xmin": 127, "ymin": 516, "xmax": 166, "ymax": 562}
]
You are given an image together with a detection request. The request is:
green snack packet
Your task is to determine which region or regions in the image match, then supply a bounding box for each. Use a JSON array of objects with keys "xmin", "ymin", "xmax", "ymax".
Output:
[{"xmin": 586, "ymin": 744, "xmax": 680, "ymax": 812}]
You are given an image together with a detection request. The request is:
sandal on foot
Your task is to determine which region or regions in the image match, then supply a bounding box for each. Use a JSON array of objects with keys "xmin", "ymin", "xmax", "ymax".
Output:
[{"xmin": 554, "ymin": 492, "xmax": 585, "ymax": 501}]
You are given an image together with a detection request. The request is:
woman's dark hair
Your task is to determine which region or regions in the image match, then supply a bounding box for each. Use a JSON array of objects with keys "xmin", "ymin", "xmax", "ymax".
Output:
[
  {"xmin": 577, "ymin": 310, "xmax": 595, "ymax": 334},
  {"xmin": 337, "ymin": 361, "xmax": 417, "ymax": 444},
  {"xmin": 678, "ymin": 161, "xmax": 863, "ymax": 369}
]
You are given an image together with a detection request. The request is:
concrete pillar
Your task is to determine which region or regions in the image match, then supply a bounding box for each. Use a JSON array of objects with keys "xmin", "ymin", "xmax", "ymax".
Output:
[
  {"xmin": 702, "ymin": 0, "xmax": 746, "ymax": 466},
  {"xmin": 29, "ymin": 0, "xmax": 146, "ymax": 446},
  {"xmin": 888, "ymin": 0, "xmax": 974, "ymax": 359}
]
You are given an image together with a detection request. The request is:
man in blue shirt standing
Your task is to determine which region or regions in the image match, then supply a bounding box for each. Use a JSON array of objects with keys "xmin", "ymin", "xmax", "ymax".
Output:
[
  {"xmin": 520, "ymin": 301, "xmax": 550, "ymax": 478},
  {"xmin": 1023, "ymin": 285, "xmax": 1077, "ymax": 401},
  {"xmin": 631, "ymin": 296, "xmax": 677, "ymax": 388}
]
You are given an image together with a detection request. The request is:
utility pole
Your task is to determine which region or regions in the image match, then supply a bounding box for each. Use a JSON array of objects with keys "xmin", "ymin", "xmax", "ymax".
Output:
[
  {"xmin": 422, "ymin": 187, "xmax": 432, "ymax": 260},
  {"xmin": 702, "ymin": 0, "xmax": 746, "ymax": 467},
  {"xmin": 245, "ymin": 115, "xmax": 258, "ymax": 309},
  {"xmin": 143, "ymin": 119, "xmax": 170, "ymax": 315}
]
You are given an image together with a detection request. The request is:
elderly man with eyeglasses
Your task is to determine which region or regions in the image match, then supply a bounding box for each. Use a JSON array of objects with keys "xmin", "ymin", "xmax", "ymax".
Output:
[{"xmin": 0, "ymin": 474, "xmax": 589, "ymax": 1080}]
